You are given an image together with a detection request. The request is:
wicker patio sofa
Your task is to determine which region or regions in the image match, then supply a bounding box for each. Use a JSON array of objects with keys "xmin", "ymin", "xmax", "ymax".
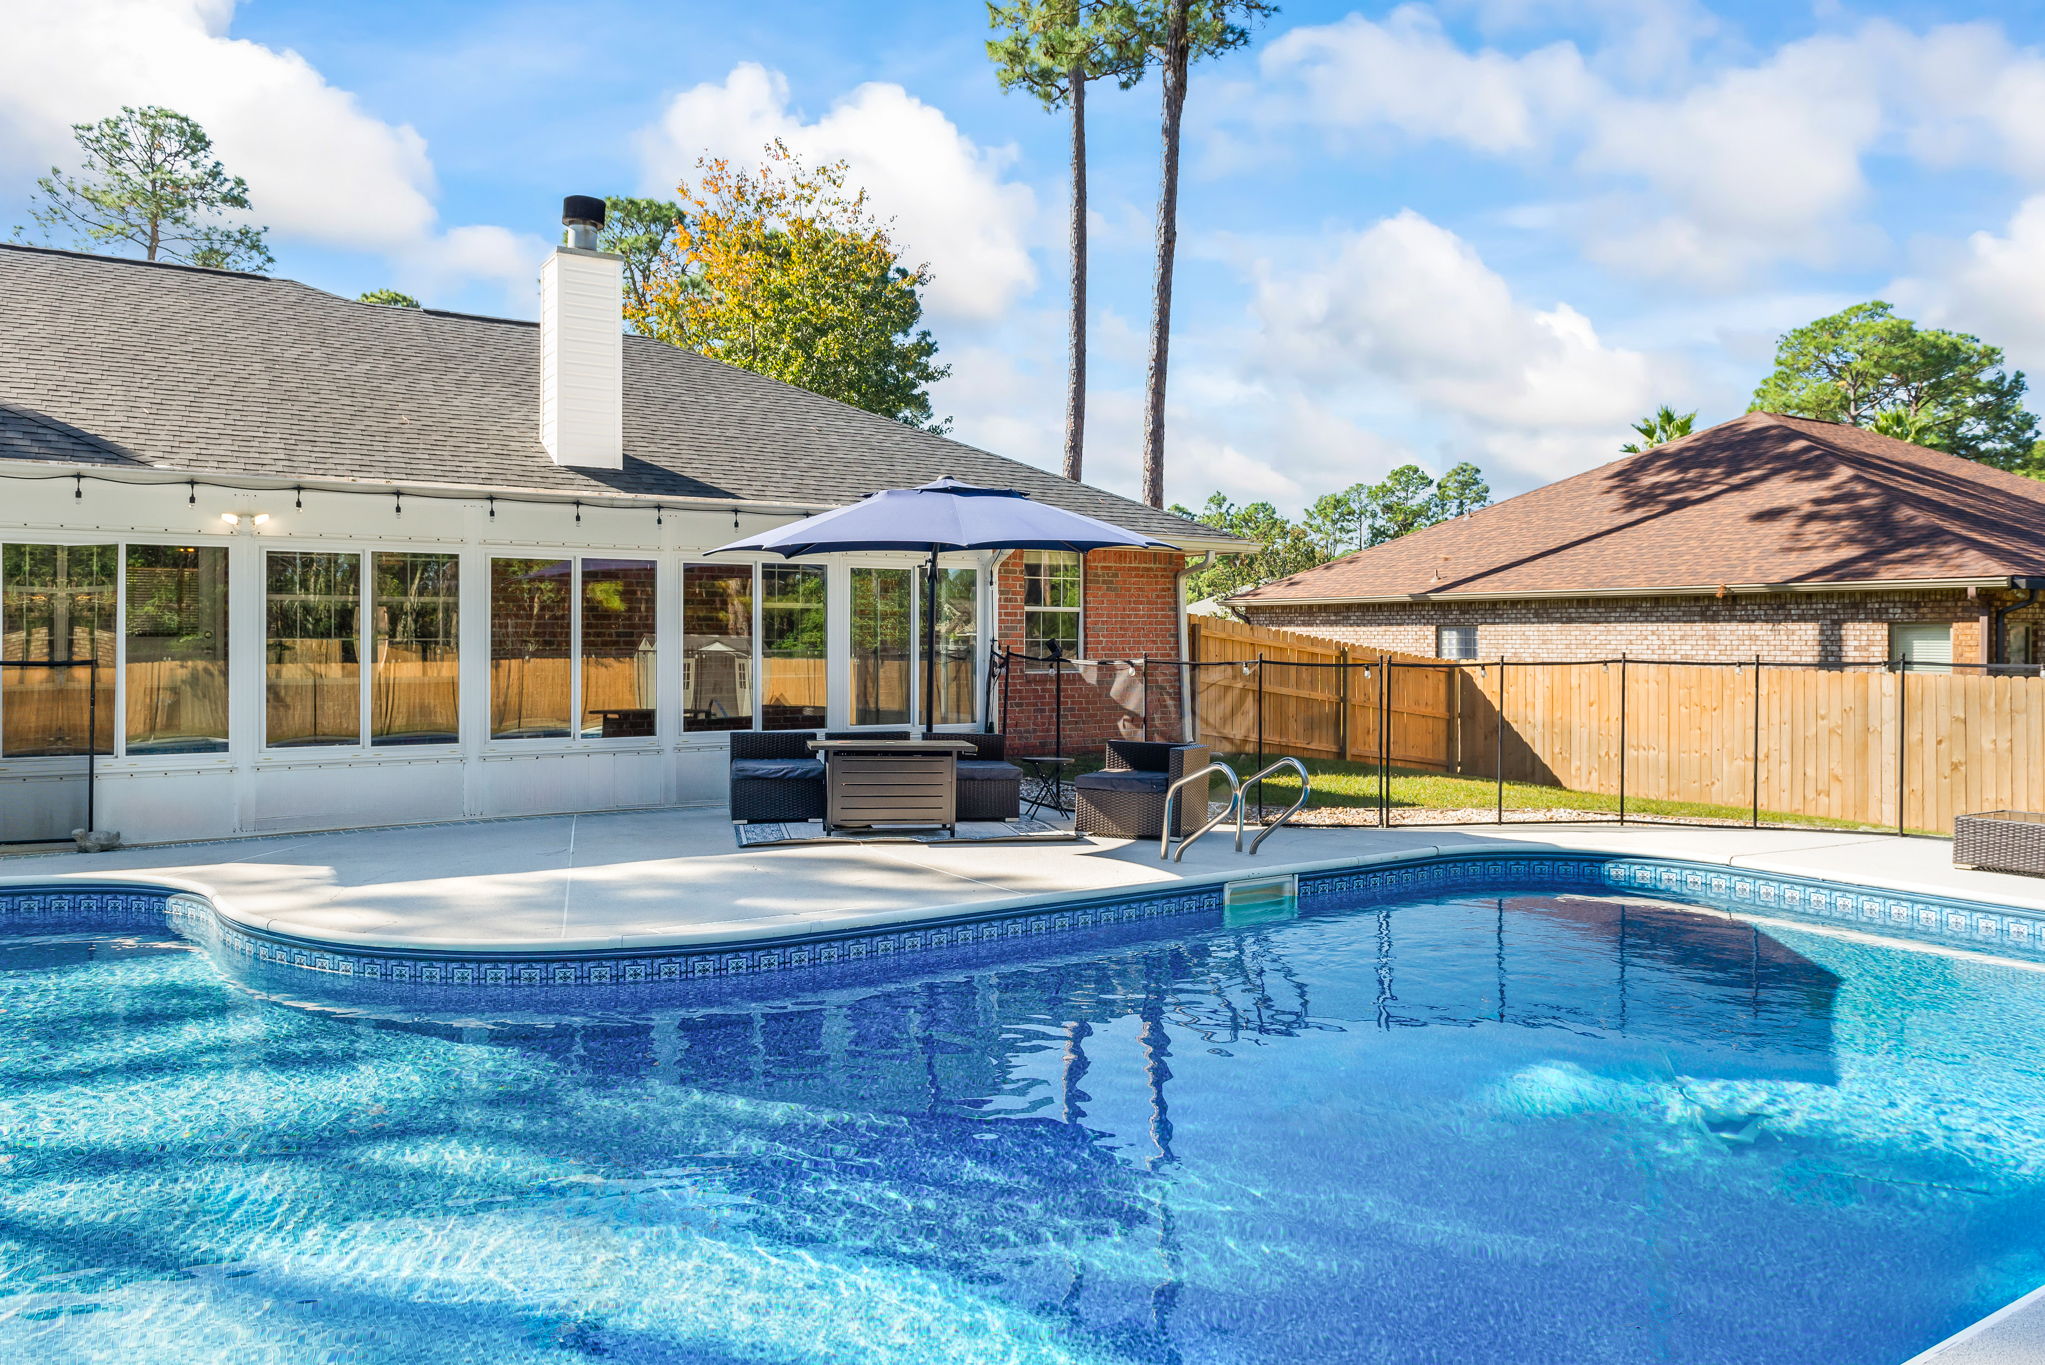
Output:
[
  {"xmin": 1954, "ymin": 810, "xmax": 2045, "ymax": 875},
  {"xmin": 1073, "ymin": 741, "xmax": 1210, "ymax": 840},
  {"xmin": 728, "ymin": 730, "xmax": 824, "ymax": 823}
]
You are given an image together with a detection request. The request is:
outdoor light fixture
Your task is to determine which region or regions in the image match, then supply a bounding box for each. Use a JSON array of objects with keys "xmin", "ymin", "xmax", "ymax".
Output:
[{"xmin": 220, "ymin": 511, "xmax": 271, "ymax": 527}]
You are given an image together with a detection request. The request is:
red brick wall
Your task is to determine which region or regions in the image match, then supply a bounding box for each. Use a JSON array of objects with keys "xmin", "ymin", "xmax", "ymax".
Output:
[
  {"xmin": 1238, "ymin": 588, "xmax": 2045, "ymax": 666},
  {"xmin": 991, "ymin": 548, "xmax": 1187, "ymax": 753}
]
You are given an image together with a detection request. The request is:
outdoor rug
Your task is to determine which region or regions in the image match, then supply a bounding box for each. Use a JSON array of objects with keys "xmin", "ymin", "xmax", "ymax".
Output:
[{"xmin": 734, "ymin": 818, "xmax": 1078, "ymax": 849}]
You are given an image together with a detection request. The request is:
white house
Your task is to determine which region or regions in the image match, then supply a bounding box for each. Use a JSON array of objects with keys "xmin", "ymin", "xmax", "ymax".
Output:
[{"xmin": 0, "ymin": 200, "xmax": 1231, "ymax": 846}]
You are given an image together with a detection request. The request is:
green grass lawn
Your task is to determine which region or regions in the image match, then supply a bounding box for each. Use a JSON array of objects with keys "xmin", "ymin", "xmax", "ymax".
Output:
[{"xmin": 1203, "ymin": 752, "xmax": 1896, "ymax": 832}]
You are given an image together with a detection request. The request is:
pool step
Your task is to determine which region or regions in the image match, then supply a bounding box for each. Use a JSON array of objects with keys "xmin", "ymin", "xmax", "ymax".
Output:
[{"xmin": 1224, "ymin": 873, "xmax": 1299, "ymax": 926}]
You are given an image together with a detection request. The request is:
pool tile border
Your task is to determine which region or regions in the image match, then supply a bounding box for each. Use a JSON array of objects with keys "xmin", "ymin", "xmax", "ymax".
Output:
[{"xmin": 6, "ymin": 851, "xmax": 2045, "ymax": 988}]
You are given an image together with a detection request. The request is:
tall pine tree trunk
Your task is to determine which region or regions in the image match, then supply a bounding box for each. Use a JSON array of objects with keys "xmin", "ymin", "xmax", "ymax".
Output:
[
  {"xmin": 1063, "ymin": 60, "xmax": 1087, "ymax": 483},
  {"xmin": 1140, "ymin": 0, "xmax": 1190, "ymax": 509}
]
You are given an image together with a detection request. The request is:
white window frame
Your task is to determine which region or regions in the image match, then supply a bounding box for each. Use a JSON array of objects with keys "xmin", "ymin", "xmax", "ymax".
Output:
[
  {"xmin": 486, "ymin": 552, "xmax": 658, "ymax": 746},
  {"xmin": 1020, "ymin": 549, "xmax": 1083, "ymax": 665},
  {"xmin": 1436, "ymin": 625, "xmax": 1479, "ymax": 660},
  {"xmin": 1889, "ymin": 622, "xmax": 1953, "ymax": 674}
]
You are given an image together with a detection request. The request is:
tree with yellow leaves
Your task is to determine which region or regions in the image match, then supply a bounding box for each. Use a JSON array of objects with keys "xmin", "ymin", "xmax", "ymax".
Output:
[{"xmin": 632, "ymin": 142, "xmax": 950, "ymax": 430}]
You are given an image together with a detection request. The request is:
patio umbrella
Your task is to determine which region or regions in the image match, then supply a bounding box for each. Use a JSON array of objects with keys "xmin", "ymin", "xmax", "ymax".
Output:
[{"xmin": 710, "ymin": 476, "xmax": 1177, "ymax": 736}]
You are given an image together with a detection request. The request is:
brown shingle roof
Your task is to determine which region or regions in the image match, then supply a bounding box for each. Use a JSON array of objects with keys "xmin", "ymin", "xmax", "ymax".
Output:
[{"xmin": 1234, "ymin": 412, "xmax": 2045, "ymax": 603}]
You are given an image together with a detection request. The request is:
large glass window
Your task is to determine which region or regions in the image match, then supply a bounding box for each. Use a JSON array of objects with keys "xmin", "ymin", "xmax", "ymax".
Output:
[
  {"xmin": 372, "ymin": 553, "xmax": 459, "ymax": 746},
  {"xmin": 683, "ymin": 564, "xmax": 753, "ymax": 731},
  {"xmin": 761, "ymin": 564, "xmax": 826, "ymax": 731},
  {"xmin": 2, "ymin": 544, "xmax": 115, "ymax": 756},
  {"xmin": 265, "ymin": 551, "xmax": 361, "ymax": 748},
  {"xmin": 1021, "ymin": 550, "xmax": 1081, "ymax": 660},
  {"xmin": 125, "ymin": 545, "xmax": 229, "ymax": 754},
  {"xmin": 851, "ymin": 567, "xmax": 913, "ymax": 728},
  {"xmin": 930, "ymin": 566, "xmax": 978, "ymax": 727},
  {"xmin": 490, "ymin": 558, "xmax": 573, "ymax": 739},
  {"xmin": 579, "ymin": 559, "xmax": 657, "ymax": 738}
]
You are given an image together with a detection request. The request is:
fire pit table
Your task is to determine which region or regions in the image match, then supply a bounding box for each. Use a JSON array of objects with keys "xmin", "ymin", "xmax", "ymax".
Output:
[{"xmin": 807, "ymin": 737, "xmax": 978, "ymax": 836}]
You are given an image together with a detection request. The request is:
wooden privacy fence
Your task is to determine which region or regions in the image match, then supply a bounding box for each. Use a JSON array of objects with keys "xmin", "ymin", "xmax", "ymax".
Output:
[{"xmin": 1188, "ymin": 616, "xmax": 2045, "ymax": 834}]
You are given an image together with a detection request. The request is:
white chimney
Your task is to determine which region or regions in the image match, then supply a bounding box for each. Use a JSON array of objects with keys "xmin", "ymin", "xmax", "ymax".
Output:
[{"xmin": 540, "ymin": 194, "xmax": 624, "ymax": 469}]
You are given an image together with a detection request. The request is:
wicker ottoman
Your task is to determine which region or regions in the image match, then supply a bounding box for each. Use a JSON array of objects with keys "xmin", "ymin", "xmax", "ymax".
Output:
[
  {"xmin": 1073, "ymin": 741, "xmax": 1208, "ymax": 840},
  {"xmin": 1954, "ymin": 810, "xmax": 2045, "ymax": 875}
]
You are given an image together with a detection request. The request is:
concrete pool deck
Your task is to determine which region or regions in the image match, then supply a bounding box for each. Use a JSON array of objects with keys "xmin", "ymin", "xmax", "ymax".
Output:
[{"xmin": 6, "ymin": 809, "xmax": 2045, "ymax": 954}]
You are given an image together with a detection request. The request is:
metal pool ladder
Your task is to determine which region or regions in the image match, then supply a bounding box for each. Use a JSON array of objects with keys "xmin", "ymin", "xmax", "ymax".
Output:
[{"xmin": 1160, "ymin": 757, "xmax": 1313, "ymax": 862}]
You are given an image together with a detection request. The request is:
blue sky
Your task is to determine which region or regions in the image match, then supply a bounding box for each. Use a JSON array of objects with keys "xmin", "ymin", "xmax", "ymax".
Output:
[{"xmin": 10, "ymin": 1, "xmax": 2045, "ymax": 512}]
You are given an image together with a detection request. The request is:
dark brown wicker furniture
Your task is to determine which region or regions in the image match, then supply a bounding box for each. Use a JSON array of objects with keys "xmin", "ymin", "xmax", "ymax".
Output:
[
  {"xmin": 1074, "ymin": 741, "xmax": 1209, "ymax": 840},
  {"xmin": 1955, "ymin": 810, "xmax": 2045, "ymax": 875},
  {"xmin": 728, "ymin": 730, "xmax": 824, "ymax": 823},
  {"xmin": 956, "ymin": 733, "xmax": 1024, "ymax": 822}
]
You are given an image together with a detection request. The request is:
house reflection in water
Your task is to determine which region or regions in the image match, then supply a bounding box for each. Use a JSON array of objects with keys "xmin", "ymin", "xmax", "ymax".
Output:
[{"xmin": 259, "ymin": 892, "xmax": 1840, "ymax": 1361}]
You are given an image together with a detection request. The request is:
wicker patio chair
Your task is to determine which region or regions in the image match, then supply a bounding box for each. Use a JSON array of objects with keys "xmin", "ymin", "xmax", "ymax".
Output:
[
  {"xmin": 1074, "ymin": 741, "xmax": 1209, "ymax": 840},
  {"xmin": 1954, "ymin": 811, "xmax": 2045, "ymax": 875},
  {"xmin": 728, "ymin": 730, "xmax": 824, "ymax": 822},
  {"xmin": 956, "ymin": 732, "xmax": 1023, "ymax": 822}
]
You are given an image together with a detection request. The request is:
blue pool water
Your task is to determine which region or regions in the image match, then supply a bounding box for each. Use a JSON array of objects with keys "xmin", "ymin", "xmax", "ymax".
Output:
[{"xmin": 4, "ymin": 889, "xmax": 2045, "ymax": 1364}]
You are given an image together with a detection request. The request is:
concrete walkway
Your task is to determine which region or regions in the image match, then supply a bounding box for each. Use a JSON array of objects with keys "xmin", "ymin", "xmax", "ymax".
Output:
[{"xmin": 6, "ymin": 810, "xmax": 2045, "ymax": 953}]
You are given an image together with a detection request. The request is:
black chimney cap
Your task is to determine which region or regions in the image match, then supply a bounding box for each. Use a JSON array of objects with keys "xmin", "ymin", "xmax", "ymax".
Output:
[{"xmin": 561, "ymin": 195, "xmax": 606, "ymax": 228}]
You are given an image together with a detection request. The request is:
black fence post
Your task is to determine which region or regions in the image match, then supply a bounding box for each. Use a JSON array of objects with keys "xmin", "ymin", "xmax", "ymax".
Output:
[
  {"xmin": 1751, "ymin": 654, "xmax": 1762, "ymax": 828},
  {"xmin": 1496, "ymin": 659, "xmax": 1506, "ymax": 824},
  {"xmin": 1140, "ymin": 656, "xmax": 1150, "ymax": 742},
  {"xmin": 1379, "ymin": 657, "xmax": 1391, "ymax": 830},
  {"xmin": 1255, "ymin": 655, "xmax": 1267, "ymax": 822},
  {"xmin": 1896, "ymin": 663, "xmax": 1907, "ymax": 838},
  {"xmin": 1617, "ymin": 654, "xmax": 1628, "ymax": 826}
]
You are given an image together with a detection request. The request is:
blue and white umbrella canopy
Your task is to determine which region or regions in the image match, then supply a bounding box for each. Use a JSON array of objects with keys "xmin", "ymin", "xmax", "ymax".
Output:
[
  {"xmin": 710, "ymin": 477, "xmax": 1178, "ymax": 734},
  {"xmin": 711, "ymin": 476, "xmax": 1178, "ymax": 557}
]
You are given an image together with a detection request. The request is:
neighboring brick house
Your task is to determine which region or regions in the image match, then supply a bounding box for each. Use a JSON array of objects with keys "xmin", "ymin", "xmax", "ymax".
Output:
[{"xmin": 1230, "ymin": 413, "xmax": 2045, "ymax": 670}]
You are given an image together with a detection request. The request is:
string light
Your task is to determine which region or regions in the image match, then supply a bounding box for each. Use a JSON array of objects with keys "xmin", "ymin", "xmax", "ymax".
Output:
[
  {"xmin": 573, "ymin": 500, "xmax": 582, "ymax": 524},
  {"xmin": 393, "ymin": 489, "xmax": 404, "ymax": 517},
  {"xmin": 7, "ymin": 468, "xmax": 799, "ymax": 527},
  {"xmin": 655, "ymin": 505, "xmax": 664, "ymax": 527}
]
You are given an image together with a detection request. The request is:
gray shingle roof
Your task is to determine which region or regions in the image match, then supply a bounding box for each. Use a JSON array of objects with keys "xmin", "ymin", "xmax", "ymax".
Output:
[{"xmin": 0, "ymin": 244, "xmax": 1226, "ymax": 545}]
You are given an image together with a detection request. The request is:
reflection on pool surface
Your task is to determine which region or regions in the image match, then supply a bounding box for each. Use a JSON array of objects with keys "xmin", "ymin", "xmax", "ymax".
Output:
[{"xmin": 4, "ymin": 890, "xmax": 2044, "ymax": 1364}]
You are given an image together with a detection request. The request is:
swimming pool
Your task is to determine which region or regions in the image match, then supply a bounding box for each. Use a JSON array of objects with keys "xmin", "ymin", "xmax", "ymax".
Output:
[{"xmin": 3, "ymin": 875, "xmax": 2043, "ymax": 1363}]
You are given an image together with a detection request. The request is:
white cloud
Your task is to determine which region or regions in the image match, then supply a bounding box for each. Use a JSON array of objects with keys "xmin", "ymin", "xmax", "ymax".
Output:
[
  {"xmin": 1241, "ymin": 8, "xmax": 2045, "ymax": 288},
  {"xmin": 1258, "ymin": 7, "xmax": 1595, "ymax": 155},
  {"xmin": 0, "ymin": 0, "xmax": 530, "ymax": 303},
  {"xmin": 1252, "ymin": 210, "xmax": 1652, "ymax": 465},
  {"xmin": 1576, "ymin": 33, "xmax": 1885, "ymax": 283},
  {"xmin": 1892, "ymin": 195, "xmax": 2045, "ymax": 366},
  {"xmin": 2, "ymin": 0, "xmax": 435, "ymax": 251},
  {"xmin": 638, "ymin": 63, "xmax": 1038, "ymax": 325}
]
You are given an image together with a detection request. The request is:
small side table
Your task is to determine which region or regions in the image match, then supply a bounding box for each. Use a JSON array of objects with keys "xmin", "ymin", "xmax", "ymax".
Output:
[{"xmin": 1014, "ymin": 755, "xmax": 1077, "ymax": 819}]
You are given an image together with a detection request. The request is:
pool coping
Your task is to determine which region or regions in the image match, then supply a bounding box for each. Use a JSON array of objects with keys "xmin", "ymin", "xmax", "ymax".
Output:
[{"xmin": 10, "ymin": 844, "xmax": 2045, "ymax": 990}]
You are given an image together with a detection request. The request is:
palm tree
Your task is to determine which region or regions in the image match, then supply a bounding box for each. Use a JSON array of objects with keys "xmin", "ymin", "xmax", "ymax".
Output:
[
  {"xmin": 988, "ymin": 2, "xmax": 1151, "ymax": 483},
  {"xmin": 1137, "ymin": 0, "xmax": 1273, "ymax": 507},
  {"xmin": 1620, "ymin": 405, "xmax": 1698, "ymax": 454}
]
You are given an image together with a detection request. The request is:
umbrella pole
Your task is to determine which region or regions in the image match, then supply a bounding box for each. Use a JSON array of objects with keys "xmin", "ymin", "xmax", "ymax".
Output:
[{"xmin": 923, "ymin": 547, "xmax": 940, "ymax": 738}]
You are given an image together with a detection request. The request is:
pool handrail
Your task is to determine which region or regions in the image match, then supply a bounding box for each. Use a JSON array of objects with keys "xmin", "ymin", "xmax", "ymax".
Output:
[
  {"xmin": 1239, "ymin": 757, "xmax": 1312, "ymax": 854},
  {"xmin": 1161, "ymin": 761, "xmax": 1244, "ymax": 862}
]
